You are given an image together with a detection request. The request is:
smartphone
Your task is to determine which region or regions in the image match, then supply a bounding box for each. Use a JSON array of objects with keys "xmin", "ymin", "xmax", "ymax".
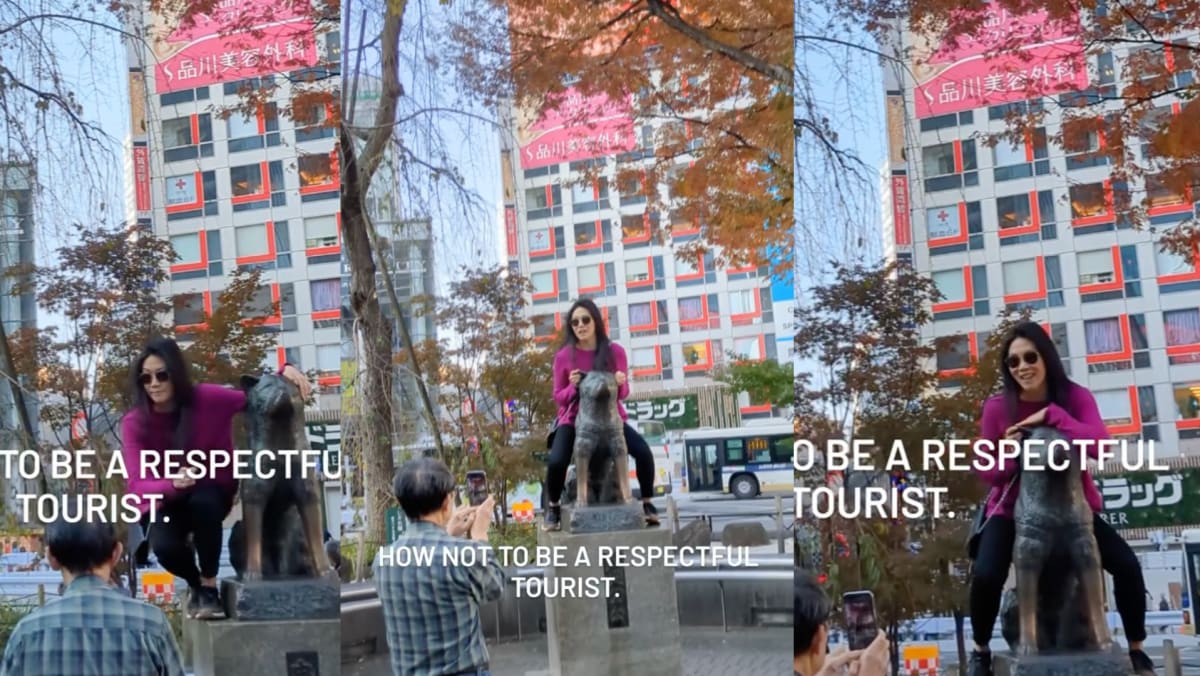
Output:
[
  {"xmin": 843, "ymin": 590, "xmax": 879, "ymax": 651},
  {"xmin": 466, "ymin": 470, "xmax": 488, "ymax": 507}
]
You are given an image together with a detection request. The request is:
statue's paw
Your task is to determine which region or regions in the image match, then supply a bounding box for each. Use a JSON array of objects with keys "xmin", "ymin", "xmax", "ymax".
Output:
[
  {"xmin": 242, "ymin": 570, "xmax": 263, "ymax": 582},
  {"xmin": 1016, "ymin": 643, "xmax": 1035, "ymax": 658}
]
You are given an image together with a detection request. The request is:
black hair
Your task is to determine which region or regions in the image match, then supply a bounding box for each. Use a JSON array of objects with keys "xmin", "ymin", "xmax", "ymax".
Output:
[
  {"xmin": 130, "ymin": 336, "xmax": 196, "ymax": 450},
  {"xmin": 45, "ymin": 519, "xmax": 119, "ymax": 576},
  {"xmin": 795, "ymin": 569, "xmax": 831, "ymax": 657},
  {"xmin": 393, "ymin": 457, "xmax": 457, "ymax": 520},
  {"xmin": 561, "ymin": 298, "xmax": 613, "ymax": 372},
  {"xmin": 999, "ymin": 321, "xmax": 1073, "ymax": 425}
]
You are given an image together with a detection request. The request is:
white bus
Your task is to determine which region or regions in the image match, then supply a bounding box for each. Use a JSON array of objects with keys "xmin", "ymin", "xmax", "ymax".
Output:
[
  {"xmin": 631, "ymin": 419, "xmax": 672, "ymax": 497},
  {"xmin": 681, "ymin": 421, "xmax": 793, "ymax": 498}
]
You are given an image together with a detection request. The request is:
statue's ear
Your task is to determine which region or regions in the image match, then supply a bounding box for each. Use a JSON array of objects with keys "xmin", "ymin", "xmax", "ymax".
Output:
[{"xmin": 240, "ymin": 375, "xmax": 260, "ymax": 391}]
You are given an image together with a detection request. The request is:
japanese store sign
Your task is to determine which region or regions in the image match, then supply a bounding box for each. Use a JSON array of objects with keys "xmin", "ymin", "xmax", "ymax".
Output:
[
  {"xmin": 516, "ymin": 87, "xmax": 637, "ymax": 170},
  {"xmin": 1095, "ymin": 469, "xmax": 1198, "ymax": 530},
  {"xmin": 150, "ymin": 0, "xmax": 319, "ymax": 94},
  {"xmin": 625, "ymin": 395, "xmax": 700, "ymax": 431},
  {"xmin": 910, "ymin": 5, "xmax": 1088, "ymax": 118}
]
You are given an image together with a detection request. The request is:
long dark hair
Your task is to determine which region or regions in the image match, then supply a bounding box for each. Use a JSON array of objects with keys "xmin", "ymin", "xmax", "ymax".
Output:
[
  {"xmin": 561, "ymin": 298, "xmax": 613, "ymax": 372},
  {"xmin": 130, "ymin": 337, "xmax": 197, "ymax": 450},
  {"xmin": 999, "ymin": 321, "xmax": 1072, "ymax": 424}
]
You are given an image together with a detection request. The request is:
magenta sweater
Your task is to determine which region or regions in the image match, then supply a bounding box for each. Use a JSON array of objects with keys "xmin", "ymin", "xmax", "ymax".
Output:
[
  {"xmin": 975, "ymin": 382, "xmax": 1107, "ymax": 518},
  {"xmin": 121, "ymin": 383, "xmax": 248, "ymax": 514},
  {"xmin": 553, "ymin": 342, "xmax": 630, "ymax": 426}
]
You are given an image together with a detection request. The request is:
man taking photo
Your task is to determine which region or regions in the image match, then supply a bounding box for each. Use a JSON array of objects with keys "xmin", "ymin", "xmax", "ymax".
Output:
[
  {"xmin": 795, "ymin": 569, "xmax": 889, "ymax": 676},
  {"xmin": 375, "ymin": 457, "xmax": 508, "ymax": 676}
]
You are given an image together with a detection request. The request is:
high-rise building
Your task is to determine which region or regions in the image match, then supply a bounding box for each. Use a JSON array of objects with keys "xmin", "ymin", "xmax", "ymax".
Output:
[
  {"xmin": 498, "ymin": 93, "xmax": 793, "ymax": 423},
  {"xmin": 123, "ymin": 1, "xmax": 342, "ymax": 410},
  {"xmin": 878, "ymin": 8, "xmax": 1200, "ymax": 539},
  {"xmin": 0, "ymin": 164, "xmax": 38, "ymax": 507}
]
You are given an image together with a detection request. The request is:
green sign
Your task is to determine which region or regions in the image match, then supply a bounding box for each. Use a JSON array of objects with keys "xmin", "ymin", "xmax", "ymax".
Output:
[
  {"xmin": 386, "ymin": 506, "xmax": 408, "ymax": 543},
  {"xmin": 305, "ymin": 422, "xmax": 341, "ymax": 478},
  {"xmin": 1095, "ymin": 467, "xmax": 1199, "ymax": 530},
  {"xmin": 626, "ymin": 394, "xmax": 699, "ymax": 430}
]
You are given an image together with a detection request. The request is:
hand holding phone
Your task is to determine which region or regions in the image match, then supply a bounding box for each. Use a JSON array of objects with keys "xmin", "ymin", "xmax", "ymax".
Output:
[
  {"xmin": 466, "ymin": 470, "xmax": 489, "ymax": 507},
  {"xmin": 843, "ymin": 590, "xmax": 879, "ymax": 651}
]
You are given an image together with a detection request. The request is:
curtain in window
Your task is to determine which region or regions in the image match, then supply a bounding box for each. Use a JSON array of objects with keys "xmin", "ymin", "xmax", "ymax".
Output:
[
  {"xmin": 1165, "ymin": 309, "xmax": 1200, "ymax": 346},
  {"xmin": 1085, "ymin": 319, "xmax": 1122, "ymax": 354},
  {"xmin": 311, "ymin": 279, "xmax": 341, "ymax": 312}
]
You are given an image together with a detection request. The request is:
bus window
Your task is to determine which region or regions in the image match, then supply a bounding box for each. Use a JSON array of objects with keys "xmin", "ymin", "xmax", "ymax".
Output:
[
  {"xmin": 725, "ymin": 439, "xmax": 746, "ymax": 464},
  {"xmin": 747, "ymin": 436, "xmax": 771, "ymax": 464},
  {"xmin": 772, "ymin": 436, "xmax": 793, "ymax": 463}
]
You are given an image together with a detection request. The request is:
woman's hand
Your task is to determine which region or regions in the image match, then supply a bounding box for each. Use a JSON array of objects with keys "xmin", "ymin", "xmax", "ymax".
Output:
[
  {"xmin": 172, "ymin": 477, "xmax": 195, "ymax": 490},
  {"xmin": 282, "ymin": 364, "xmax": 313, "ymax": 399},
  {"xmin": 569, "ymin": 369, "xmax": 583, "ymax": 386},
  {"xmin": 1015, "ymin": 407, "xmax": 1048, "ymax": 430},
  {"xmin": 615, "ymin": 371, "xmax": 627, "ymax": 386}
]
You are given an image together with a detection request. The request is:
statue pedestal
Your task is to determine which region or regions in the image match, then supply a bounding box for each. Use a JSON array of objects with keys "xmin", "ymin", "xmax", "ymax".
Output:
[
  {"xmin": 538, "ymin": 524, "xmax": 683, "ymax": 676},
  {"xmin": 565, "ymin": 503, "xmax": 645, "ymax": 534},
  {"xmin": 994, "ymin": 648, "xmax": 1129, "ymax": 676},
  {"xmin": 187, "ymin": 573, "xmax": 340, "ymax": 676}
]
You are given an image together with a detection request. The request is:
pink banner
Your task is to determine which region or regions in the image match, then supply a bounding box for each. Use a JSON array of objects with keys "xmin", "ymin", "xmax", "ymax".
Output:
[
  {"xmin": 505, "ymin": 206, "xmax": 518, "ymax": 257},
  {"xmin": 518, "ymin": 88, "xmax": 636, "ymax": 169},
  {"xmin": 133, "ymin": 146, "xmax": 151, "ymax": 212},
  {"xmin": 891, "ymin": 176, "xmax": 912, "ymax": 246},
  {"xmin": 152, "ymin": 0, "xmax": 319, "ymax": 94},
  {"xmin": 912, "ymin": 6, "xmax": 1087, "ymax": 118}
]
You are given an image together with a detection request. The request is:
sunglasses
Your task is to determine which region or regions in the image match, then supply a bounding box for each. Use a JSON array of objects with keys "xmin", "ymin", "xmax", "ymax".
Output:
[
  {"xmin": 1006, "ymin": 351, "xmax": 1040, "ymax": 369},
  {"xmin": 571, "ymin": 316, "xmax": 592, "ymax": 328},
  {"xmin": 140, "ymin": 370, "xmax": 169, "ymax": 385}
]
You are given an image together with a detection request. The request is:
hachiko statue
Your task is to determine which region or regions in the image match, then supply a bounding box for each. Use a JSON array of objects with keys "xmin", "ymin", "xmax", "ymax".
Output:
[
  {"xmin": 228, "ymin": 374, "xmax": 332, "ymax": 580},
  {"xmin": 572, "ymin": 371, "xmax": 632, "ymax": 507},
  {"xmin": 1002, "ymin": 425, "xmax": 1111, "ymax": 655}
]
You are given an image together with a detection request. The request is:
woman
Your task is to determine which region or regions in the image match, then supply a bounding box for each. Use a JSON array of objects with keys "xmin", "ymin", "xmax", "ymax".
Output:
[
  {"xmin": 121, "ymin": 337, "xmax": 311, "ymax": 619},
  {"xmin": 542, "ymin": 299, "xmax": 660, "ymax": 531},
  {"xmin": 968, "ymin": 322, "xmax": 1152, "ymax": 676}
]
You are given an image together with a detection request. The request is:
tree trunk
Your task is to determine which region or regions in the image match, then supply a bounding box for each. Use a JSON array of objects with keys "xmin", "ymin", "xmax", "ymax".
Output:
[
  {"xmin": 954, "ymin": 607, "xmax": 967, "ymax": 676},
  {"xmin": 341, "ymin": 125, "xmax": 396, "ymax": 545},
  {"xmin": 888, "ymin": 620, "xmax": 901, "ymax": 676}
]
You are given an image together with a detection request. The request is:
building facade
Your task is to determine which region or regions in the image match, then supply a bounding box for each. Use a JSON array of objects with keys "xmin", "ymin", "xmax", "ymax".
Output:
[
  {"xmin": 879, "ymin": 8, "xmax": 1200, "ymax": 540},
  {"xmin": 0, "ymin": 164, "xmax": 38, "ymax": 508},
  {"xmin": 123, "ymin": 1, "xmax": 342, "ymax": 410},
  {"xmin": 498, "ymin": 101, "xmax": 794, "ymax": 422}
]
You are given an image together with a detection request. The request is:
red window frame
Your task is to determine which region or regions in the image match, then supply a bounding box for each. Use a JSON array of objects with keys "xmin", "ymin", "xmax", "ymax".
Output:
[
  {"xmin": 682, "ymin": 340, "xmax": 713, "ymax": 372},
  {"xmin": 1084, "ymin": 314, "xmax": 1134, "ymax": 365},
  {"xmin": 998, "ymin": 191, "xmax": 1041, "ymax": 239},
  {"xmin": 170, "ymin": 231, "xmax": 209, "ymax": 274},
  {"xmin": 231, "ymin": 162, "xmax": 273, "ymax": 205},
  {"xmin": 242, "ymin": 284, "xmax": 282, "ymax": 328},
  {"xmin": 1078, "ymin": 246, "xmax": 1124, "ymax": 296},
  {"xmin": 631, "ymin": 345, "xmax": 662, "ymax": 378},
  {"xmin": 622, "ymin": 213, "xmax": 652, "ymax": 244},
  {"xmin": 928, "ymin": 202, "xmax": 969, "ymax": 247},
  {"xmin": 1157, "ymin": 242, "xmax": 1200, "ymax": 285},
  {"xmin": 628, "ymin": 301, "xmax": 658, "ymax": 332},
  {"xmin": 175, "ymin": 291, "xmax": 212, "ymax": 332},
  {"xmin": 937, "ymin": 332, "xmax": 978, "ymax": 380},
  {"xmin": 625, "ymin": 256, "xmax": 656, "ymax": 289},
  {"xmin": 307, "ymin": 212, "xmax": 342, "ymax": 258},
  {"xmin": 731, "ymin": 335, "xmax": 766, "ymax": 364},
  {"xmin": 578, "ymin": 263, "xmax": 607, "ymax": 295},
  {"xmin": 678, "ymin": 295, "xmax": 714, "ymax": 328},
  {"xmin": 1002, "ymin": 256, "xmax": 1048, "ymax": 304},
  {"xmin": 529, "ymin": 226, "xmax": 556, "ymax": 257},
  {"xmin": 1165, "ymin": 308, "xmax": 1200, "ymax": 360},
  {"xmin": 1104, "ymin": 386, "xmax": 1141, "ymax": 436},
  {"xmin": 675, "ymin": 255, "xmax": 705, "ymax": 283},
  {"xmin": 533, "ymin": 314, "xmax": 562, "ymax": 344},
  {"xmin": 575, "ymin": 219, "xmax": 604, "ymax": 252},
  {"xmin": 166, "ymin": 171, "xmax": 205, "ymax": 215},
  {"xmin": 1070, "ymin": 180, "xmax": 1115, "ymax": 227},
  {"xmin": 235, "ymin": 222, "xmax": 278, "ymax": 266},
  {"xmin": 730, "ymin": 289, "xmax": 762, "ymax": 324},
  {"xmin": 298, "ymin": 150, "xmax": 340, "ymax": 195},
  {"xmin": 532, "ymin": 270, "xmax": 559, "ymax": 301},
  {"xmin": 933, "ymin": 266, "xmax": 974, "ymax": 313}
]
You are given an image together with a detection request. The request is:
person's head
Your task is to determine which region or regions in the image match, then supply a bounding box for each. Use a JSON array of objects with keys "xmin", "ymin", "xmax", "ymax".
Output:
[
  {"xmin": 45, "ymin": 519, "xmax": 122, "ymax": 582},
  {"xmin": 131, "ymin": 336, "xmax": 195, "ymax": 412},
  {"xmin": 794, "ymin": 569, "xmax": 832, "ymax": 672},
  {"xmin": 562, "ymin": 298, "xmax": 612, "ymax": 370},
  {"xmin": 999, "ymin": 322, "xmax": 1070, "ymax": 409},
  {"xmin": 394, "ymin": 457, "xmax": 457, "ymax": 525}
]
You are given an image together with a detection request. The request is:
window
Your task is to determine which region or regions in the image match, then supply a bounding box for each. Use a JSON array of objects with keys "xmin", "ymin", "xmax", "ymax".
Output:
[
  {"xmin": 932, "ymin": 269, "xmax": 966, "ymax": 303},
  {"xmin": 570, "ymin": 181, "xmax": 595, "ymax": 203},
  {"xmin": 531, "ymin": 270, "xmax": 555, "ymax": 296},
  {"xmin": 316, "ymin": 344, "xmax": 340, "ymax": 373},
  {"xmin": 729, "ymin": 289, "xmax": 757, "ymax": 315},
  {"xmin": 1146, "ymin": 174, "xmax": 1189, "ymax": 210},
  {"xmin": 923, "ymin": 143, "xmax": 956, "ymax": 176},
  {"xmin": 622, "ymin": 214, "xmax": 650, "ymax": 242},
  {"xmin": 1156, "ymin": 244, "xmax": 1193, "ymax": 276},
  {"xmin": 235, "ymin": 224, "xmax": 270, "ymax": 258},
  {"xmin": 1003, "ymin": 259, "xmax": 1040, "ymax": 296},
  {"xmin": 525, "ymin": 186, "xmax": 551, "ymax": 209},
  {"xmin": 171, "ymin": 233, "xmax": 202, "ymax": 265},
  {"xmin": 1095, "ymin": 389, "xmax": 1133, "ymax": 426},
  {"xmin": 996, "ymin": 194, "xmax": 1033, "ymax": 230},
  {"xmin": 1063, "ymin": 118, "xmax": 1102, "ymax": 157},
  {"xmin": 299, "ymin": 154, "xmax": 335, "ymax": 188},
  {"xmin": 629, "ymin": 302, "xmax": 654, "ymax": 327},
  {"xmin": 632, "ymin": 347, "xmax": 658, "ymax": 371},
  {"xmin": 992, "ymin": 137, "xmax": 1025, "ymax": 167},
  {"xmin": 936, "ymin": 335, "xmax": 971, "ymax": 372},
  {"xmin": 678, "ymin": 296, "xmax": 705, "ymax": 323},
  {"xmin": 174, "ymin": 293, "xmax": 206, "ymax": 326},
  {"xmin": 682, "ymin": 341, "xmax": 711, "ymax": 366},
  {"xmin": 578, "ymin": 264, "xmax": 602, "ymax": 290},
  {"xmin": 166, "ymin": 173, "xmax": 200, "ymax": 207},
  {"xmin": 231, "ymin": 164, "xmax": 264, "ymax": 197},
  {"xmin": 1077, "ymin": 250, "xmax": 1116, "ymax": 285},
  {"xmin": 1069, "ymin": 183, "xmax": 1109, "ymax": 220},
  {"xmin": 674, "ymin": 255, "xmax": 699, "ymax": 277},
  {"xmin": 227, "ymin": 111, "xmax": 258, "ymax": 139},
  {"xmin": 1084, "ymin": 317, "xmax": 1123, "ymax": 355},
  {"xmin": 733, "ymin": 336, "xmax": 762, "ymax": 361},
  {"xmin": 1165, "ymin": 309, "xmax": 1200, "ymax": 364},
  {"xmin": 626, "ymin": 258, "xmax": 650, "ymax": 283},
  {"xmin": 304, "ymin": 216, "xmax": 338, "ymax": 249},
  {"xmin": 310, "ymin": 279, "xmax": 341, "ymax": 313},
  {"xmin": 163, "ymin": 118, "xmax": 192, "ymax": 148},
  {"xmin": 1173, "ymin": 383, "xmax": 1200, "ymax": 421}
]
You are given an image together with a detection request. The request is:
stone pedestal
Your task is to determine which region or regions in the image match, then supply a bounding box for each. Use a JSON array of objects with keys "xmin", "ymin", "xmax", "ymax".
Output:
[
  {"xmin": 993, "ymin": 647, "xmax": 1130, "ymax": 676},
  {"xmin": 220, "ymin": 570, "xmax": 340, "ymax": 620},
  {"xmin": 565, "ymin": 503, "xmax": 645, "ymax": 534},
  {"xmin": 539, "ymin": 525, "xmax": 683, "ymax": 676},
  {"xmin": 188, "ymin": 616, "xmax": 340, "ymax": 676}
]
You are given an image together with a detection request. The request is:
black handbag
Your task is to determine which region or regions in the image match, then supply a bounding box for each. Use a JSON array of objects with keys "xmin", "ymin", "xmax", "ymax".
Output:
[{"xmin": 967, "ymin": 473, "xmax": 1018, "ymax": 560}]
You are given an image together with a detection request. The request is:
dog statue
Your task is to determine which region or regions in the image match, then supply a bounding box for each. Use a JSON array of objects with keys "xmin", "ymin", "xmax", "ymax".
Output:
[
  {"xmin": 228, "ymin": 374, "xmax": 332, "ymax": 581},
  {"xmin": 571, "ymin": 371, "xmax": 632, "ymax": 507},
  {"xmin": 1004, "ymin": 425, "xmax": 1111, "ymax": 655}
]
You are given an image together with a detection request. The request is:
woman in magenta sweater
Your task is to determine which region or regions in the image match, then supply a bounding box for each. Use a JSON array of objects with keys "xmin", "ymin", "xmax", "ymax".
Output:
[
  {"xmin": 542, "ymin": 299, "xmax": 660, "ymax": 531},
  {"xmin": 122, "ymin": 337, "xmax": 310, "ymax": 619},
  {"xmin": 967, "ymin": 322, "xmax": 1152, "ymax": 676}
]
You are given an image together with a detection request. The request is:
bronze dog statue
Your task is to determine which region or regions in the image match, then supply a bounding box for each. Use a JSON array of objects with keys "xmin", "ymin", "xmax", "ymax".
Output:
[
  {"xmin": 571, "ymin": 371, "xmax": 632, "ymax": 507},
  {"xmin": 1006, "ymin": 425, "xmax": 1111, "ymax": 655},
  {"xmin": 228, "ymin": 374, "xmax": 332, "ymax": 580}
]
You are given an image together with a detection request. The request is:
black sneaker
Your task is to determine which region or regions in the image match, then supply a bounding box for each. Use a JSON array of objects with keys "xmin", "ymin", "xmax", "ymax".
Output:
[
  {"xmin": 642, "ymin": 502, "xmax": 660, "ymax": 526},
  {"xmin": 1130, "ymin": 649, "xmax": 1155, "ymax": 676},
  {"xmin": 194, "ymin": 585, "xmax": 224, "ymax": 620},
  {"xmin": 542, "ymin": 504, "xmax": 561, "ymax": 532},
  {"xmin": 968, "ymin": 650, "xmax": 992, "ymax": 676},
  {"xmin": 186, "ymin": 587, "xmax": 201, "ymax": 619}
]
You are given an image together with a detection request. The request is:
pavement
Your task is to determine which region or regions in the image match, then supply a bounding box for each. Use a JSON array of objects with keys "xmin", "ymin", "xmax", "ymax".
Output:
[{"xmin": 343, "ymin": 626, "xmax": 792, "ymax": 676}]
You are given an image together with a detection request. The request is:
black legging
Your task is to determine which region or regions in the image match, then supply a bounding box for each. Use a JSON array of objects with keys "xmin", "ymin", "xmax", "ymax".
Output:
[
  {"xmin": 970, "ymin": 512, "xmax": 1147, "ymax": 646},
  {"xmin": 146, "ymin": 483, "xmax": 234, "ymax": 589},
  {"xmin": 545, "ymin": 423, "xmax": 656, "ymax": 503}
]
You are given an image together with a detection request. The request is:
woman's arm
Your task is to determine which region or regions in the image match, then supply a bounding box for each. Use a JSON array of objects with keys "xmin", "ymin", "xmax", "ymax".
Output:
[
  {"xmin": 610, "ymin": 343, "xmax": 631, "ymax": 401},
  {"xmin": 975, "ymin": 397, "xmax": 1018, "ymax": 486},
  {"xmin": 1046, "ymin": 386, "xmax": 1110, "ymax": 459},
  {"xmin": 120, "ymin": 414, "xmax": 179, "ymax": 501},
  {"xmin": 552, "ymin": 350, "xmax": 577, "ymax": 408}
]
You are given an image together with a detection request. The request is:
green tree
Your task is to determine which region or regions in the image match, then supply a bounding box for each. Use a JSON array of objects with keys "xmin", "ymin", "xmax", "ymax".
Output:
[{"xmin": 715, "ymin": 358, "xmax": 792, "ymax": 412}]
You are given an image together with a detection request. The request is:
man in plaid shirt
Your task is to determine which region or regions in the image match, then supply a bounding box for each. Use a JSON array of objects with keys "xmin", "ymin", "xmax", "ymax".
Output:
[
  {"xmin": 1, "ymin": 519, "xmax": 184, "ymax": 676},
  {"xmin": 374, "ymin": 457, "xmax": 508, "ymax": 676}
]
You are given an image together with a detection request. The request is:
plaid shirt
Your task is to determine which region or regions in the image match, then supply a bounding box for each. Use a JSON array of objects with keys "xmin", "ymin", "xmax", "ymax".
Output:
[
  {"xmin": 1, "ymin": 574, "xmax": 184, "ymax": 676},
  {"xmin": 374, "ymin": 520, "xmax": 508, "ymax": 676}
]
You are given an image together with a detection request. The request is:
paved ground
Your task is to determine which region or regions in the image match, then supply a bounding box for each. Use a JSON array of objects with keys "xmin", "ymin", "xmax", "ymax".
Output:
[{"xmin": 343, "ymin": 626, "xmax": 791, "ymax": 675}]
